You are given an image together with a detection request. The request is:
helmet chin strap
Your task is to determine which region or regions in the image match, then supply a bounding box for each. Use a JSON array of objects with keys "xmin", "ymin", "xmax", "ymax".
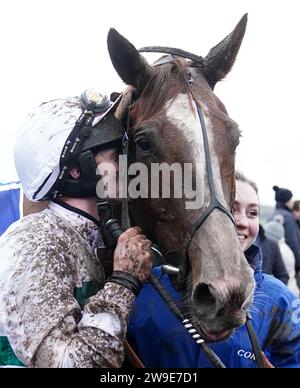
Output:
[{"xmin": 59, "ymin": 150, "xmax": 100, "ymax": 198}]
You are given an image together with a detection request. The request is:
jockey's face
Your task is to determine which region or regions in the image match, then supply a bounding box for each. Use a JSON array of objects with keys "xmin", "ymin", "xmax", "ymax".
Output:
[
  {"xmin": 95, "ymin": 147, "xmax": 120, "ymax": 200},
  {"xmin": 233, "ymin": 180, "xmax": 260, "ymax": 252}
]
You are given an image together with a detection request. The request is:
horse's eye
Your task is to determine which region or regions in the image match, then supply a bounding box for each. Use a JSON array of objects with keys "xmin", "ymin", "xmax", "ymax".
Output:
[{"xmin": 136, "ymin": 137, "xmax": 152, "ymax": 153}]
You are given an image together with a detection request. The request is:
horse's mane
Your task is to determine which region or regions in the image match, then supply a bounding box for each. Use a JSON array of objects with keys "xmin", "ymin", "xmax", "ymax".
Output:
[{"xmin": 130, "ymin": 58, "xmax": 192, "ymax": 127}]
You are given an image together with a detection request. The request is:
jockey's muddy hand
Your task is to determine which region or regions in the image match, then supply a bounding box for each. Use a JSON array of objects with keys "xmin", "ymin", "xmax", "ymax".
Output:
[{"xmin": 113, "ymin": 227, "xmax": 153, "ymax": 282}]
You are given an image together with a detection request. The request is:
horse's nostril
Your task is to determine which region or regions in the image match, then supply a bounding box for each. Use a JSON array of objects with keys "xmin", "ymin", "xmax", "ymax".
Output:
[{"xmin": 193, "ymin": 283, "xmax": 216, "ymax": 310}]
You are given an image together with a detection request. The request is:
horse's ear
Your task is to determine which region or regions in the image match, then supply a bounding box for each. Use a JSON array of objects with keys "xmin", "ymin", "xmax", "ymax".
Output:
[
  {"xmin": 203, "ymin": 14, "xmax": 248, "ymax": 89},
  {"xmin": 107, "ymin": 28, "xmax": 153, "ymax": 92}
]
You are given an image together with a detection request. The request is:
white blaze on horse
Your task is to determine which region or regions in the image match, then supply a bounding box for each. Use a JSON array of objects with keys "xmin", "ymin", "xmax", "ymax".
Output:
[{"xmin": 107, "ymin": 14, "xmax": 255, "ymax": 342}]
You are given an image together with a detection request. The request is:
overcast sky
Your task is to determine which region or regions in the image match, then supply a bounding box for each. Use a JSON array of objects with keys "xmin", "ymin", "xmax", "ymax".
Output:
[{"xmin": 0, "ymin": 0, "xmax": 299, "ymax": 205}]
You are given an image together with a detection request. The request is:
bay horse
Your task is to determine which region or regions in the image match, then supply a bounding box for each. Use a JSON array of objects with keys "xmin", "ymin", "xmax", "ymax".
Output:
[{"xmin": 107, "ymin": 14, "xmax": 255, "ymax": 342}]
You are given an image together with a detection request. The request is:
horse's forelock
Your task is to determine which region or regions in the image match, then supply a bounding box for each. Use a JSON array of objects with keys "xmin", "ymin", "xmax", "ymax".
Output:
[
  {"xmin": 130, "ymin": 59, "xmax": 191, "ymax": 127},
  {"xmin": 115, "ymin": 87, "xmax": 133, "ymax": 120}
]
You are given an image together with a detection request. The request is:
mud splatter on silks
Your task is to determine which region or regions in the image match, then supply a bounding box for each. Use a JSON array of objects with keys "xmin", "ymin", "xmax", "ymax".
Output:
[{"xmin": 0, "ymin": 201, "xmax": 135, "ymax": 367}]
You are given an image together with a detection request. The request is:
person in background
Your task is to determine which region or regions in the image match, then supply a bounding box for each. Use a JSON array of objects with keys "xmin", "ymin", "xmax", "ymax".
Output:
[
  {"xmin": 264, "ymin": 216, "xmax": 299, "ymax": 296},
  {"xmin": 256, "ymin": 224, "xmax": 289, "ymax": 285},
  {"xmin": 293, "ymin": 200, "xmax": 300, "ymax": 234},
  {"xmin": 271, "ymin": 186, "xmax": 300, "ymax": 277}
]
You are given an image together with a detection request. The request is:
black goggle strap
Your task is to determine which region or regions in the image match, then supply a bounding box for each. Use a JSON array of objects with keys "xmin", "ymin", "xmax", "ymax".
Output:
[{"xmin": 51, "ymin": 109, "xmax": 95, "ymax": 199}]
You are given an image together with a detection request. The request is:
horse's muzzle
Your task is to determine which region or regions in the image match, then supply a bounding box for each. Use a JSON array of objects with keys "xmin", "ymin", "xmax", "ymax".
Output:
[{"xmin": 190, "ymin": 279, "xmax": 254, "ymax": 336}]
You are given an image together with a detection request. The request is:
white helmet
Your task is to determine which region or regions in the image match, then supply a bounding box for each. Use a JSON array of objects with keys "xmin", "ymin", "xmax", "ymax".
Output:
[{"xmin": 14, "ymin": 90, "xmax": 123, "ymax": 201}]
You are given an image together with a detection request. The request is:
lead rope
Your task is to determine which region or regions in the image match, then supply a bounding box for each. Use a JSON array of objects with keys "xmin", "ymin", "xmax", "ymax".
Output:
[
  {"xmin": 125, "ymin": 339, "xmax": 145, "ymax": 368},
  {"xmin": 245, "ymin": 315, "xmax": 266, "ymax": 368},
  {"xmin": 149, "ymin": 273, "xmax": 226, "ymax": 368}
]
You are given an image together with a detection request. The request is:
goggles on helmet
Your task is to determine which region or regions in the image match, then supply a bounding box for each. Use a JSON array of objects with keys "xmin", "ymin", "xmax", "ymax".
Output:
[{"xmin": 80, "ymin": 88, "xmax": 113, "ymax": 114}]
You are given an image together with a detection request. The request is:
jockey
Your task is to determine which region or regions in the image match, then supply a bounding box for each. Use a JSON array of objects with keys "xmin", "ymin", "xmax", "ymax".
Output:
[
  {"xmin": 0, "ymin": 89, "xmax": 152, "ymax": 368},
  {"xmin": 127, "ymin": 171, "xmax": 300, "ymax": 368}
]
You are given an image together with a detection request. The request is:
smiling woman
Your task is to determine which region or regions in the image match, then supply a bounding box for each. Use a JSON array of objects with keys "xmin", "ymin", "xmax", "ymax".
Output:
[
  {"xmin": 233, "ymin": 171, "xmax": 260, "ymax": 252},
  {"xmin": 127, "ymin": 170, "xmax": 300, "ymax": 367}
]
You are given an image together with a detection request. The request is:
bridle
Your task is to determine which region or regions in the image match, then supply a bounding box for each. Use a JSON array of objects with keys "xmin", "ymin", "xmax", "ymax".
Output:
[
  {"xmin": 113, "ymin": 46, "xmax": 265, "ymax": 368},
  {"xmin": 124, "ymin": 48, "xmax": 236, "ymax": 293},
  {"xmin": 162, "ymin": 94, "xmax": 236, "ymax": 291}
]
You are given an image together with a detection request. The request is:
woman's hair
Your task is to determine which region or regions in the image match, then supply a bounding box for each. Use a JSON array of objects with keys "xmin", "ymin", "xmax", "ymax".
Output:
[
  {"xmin": 293, "ymin": 200, "xmax": 300, "ymax": 212},
  {"xmin": 234, "ymin": 170, "xmax": 258, "ymax": 194}
]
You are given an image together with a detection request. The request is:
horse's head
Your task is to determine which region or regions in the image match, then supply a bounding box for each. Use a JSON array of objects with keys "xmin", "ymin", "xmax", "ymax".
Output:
[{"xmin": 107, "ymin": 15, "xmax": 255, "ymax": 341}]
